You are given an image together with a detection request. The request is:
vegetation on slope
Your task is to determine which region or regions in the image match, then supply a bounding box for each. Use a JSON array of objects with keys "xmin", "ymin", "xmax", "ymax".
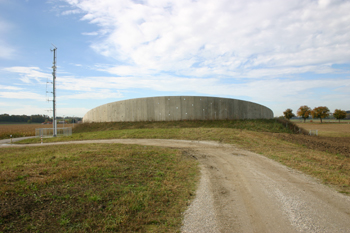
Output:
[
  {"xmin": 17, "ymin": 119, "xmax": 349, "ymax": 195},
  {"xmin": 0, "ymin": 144, "xmax": 198, "ymax": 232},
  {"xmin": 72, "ymin": 119, "xmax": 300, "ymax": 134},
  {"xmin": 2, "ymin": 118, "xmax": 349, "ymax": 232}
]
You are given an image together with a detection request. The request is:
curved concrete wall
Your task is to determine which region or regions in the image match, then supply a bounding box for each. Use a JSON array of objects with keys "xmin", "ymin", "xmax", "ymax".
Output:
[{"xmin": 83, "ymin": 96, "xmax": 274, "ymax": 123}]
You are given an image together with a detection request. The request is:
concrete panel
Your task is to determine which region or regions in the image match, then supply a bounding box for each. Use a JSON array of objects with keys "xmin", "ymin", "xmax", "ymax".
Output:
[
  {"xmin": 124, "ymin": 99, "xmax": 131, "ymax": 122},
  {"xmin": 186, "ymin": 96, "xmax": 195, "ymax": 120},
  {"xmin": 171, "ymin": 96, "xmax": 182, "ymax": 120},
  {"xmin": 83, "ymin": 96, "xmax": 274, "ymax": 122},
  {"xmin": 131, "ymin": 99, "xmax": 137, "ymax": 122},
  {"xmin": 146, "ymin": 98, "xmax": 155, "ymax": 121},
  {"xmin": 212, "ymin": 97, "xmax": 219, "ymax": 120},
  {"xmin": 205, "ymin": 97, "xmax": 213, "ymax": 120},
  {"xmin": 153, "ymin": 97, "xmax": 166, "ymax": 121},
  {"xmin": 181, "ymin": 96, "xmax": 188, "ymax": 120},
  {"xmin": 164, "ymin": 96, "xmax": 171, "ymax": 121},
  {"xmin": 200, "ymin": 97, "xmax": 208, "ymax": 120}
]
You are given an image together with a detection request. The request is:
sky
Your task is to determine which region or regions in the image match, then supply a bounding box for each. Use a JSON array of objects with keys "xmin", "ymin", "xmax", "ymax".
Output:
[{"xmin": 0, "ymin": 0, "xmax": 349, "ymax": 118}]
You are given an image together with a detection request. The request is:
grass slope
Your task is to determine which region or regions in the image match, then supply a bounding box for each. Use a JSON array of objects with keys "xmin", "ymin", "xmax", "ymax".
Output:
[
  {"xmin": 72, "ymin": 119, "xmax": 294, "ymax": 133},
  {"xmin": 18, "ymin": 119, "xmax": 349, "ymax": 194},
  {"xmin": 2, "ymin": 119, "xmax": 349, "ymax": 232},
  {"xmin": 0, "ymin": 144, "xmax": 198, "ymax": 232}
]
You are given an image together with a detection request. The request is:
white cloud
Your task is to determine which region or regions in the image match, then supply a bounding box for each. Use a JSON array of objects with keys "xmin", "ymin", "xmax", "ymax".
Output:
[
  {"xmin": 82, "ymin": 31, "xmax": 98, "ymax": 36},
  {"xmin": 0, "ymin": 91, "xmax": 45, "ymax": 100},
  {"xmin": 0, "ymin": 85, "xmax": 22, "ymax": 90},
  {"xmin": 62, "ymin": 9, "xmax": 82, "ymax": 15},
  {"xmin": 64, "ymin": 0, "xmax": 350, "ymax": 78},
  {"xmin": 0, "ymin": 102, "xmax": 12, "ymax": 107},
  {"xmin": 55, "ymin": 107, "xmax": 91, "ymax": 117},
  {"xmin": 69, "ymin": 63, "xmax": 83, "ymax": 67},
  {"xmin": 55, "ymin": 72, "xmax": 350, "ymax": 104},
  {"xmin": 3, "ymin": 66, "xmax": 51, "ymax": 83},
  {"xmin": 59, "ymin": 89, "xmax": 123, "ymax": 100},
  {"xmin": 50, "ymin": 0, "xmax": 350, "ymax": 117},
  {"xmin": 1, "ymin": 105, "xmax": 51, "ymax": 116},
  {"xmin": 0, "ymin": 18, "xmax": 15, "ymax": 59},
  {"xmin": 0, "ymin": 40, "xmax": 15, "ymax": 59}
]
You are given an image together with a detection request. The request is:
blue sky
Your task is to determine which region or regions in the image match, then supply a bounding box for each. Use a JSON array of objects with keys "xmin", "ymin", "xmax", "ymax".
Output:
[{"xmin": 0, "ymin": 0, "xmax": 349, "ymax": 118}]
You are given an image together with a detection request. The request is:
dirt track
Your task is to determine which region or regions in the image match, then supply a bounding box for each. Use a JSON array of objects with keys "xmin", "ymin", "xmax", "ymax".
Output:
[{"xmin": 3, "ymin": 139, "xmax": 350, "ymax": 232}]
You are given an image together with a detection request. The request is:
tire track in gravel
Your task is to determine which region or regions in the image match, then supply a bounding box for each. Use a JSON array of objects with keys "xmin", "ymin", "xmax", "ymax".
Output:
[{"xmin": 2, "ymin": 139, "xmax": 350, "ymax": 232}]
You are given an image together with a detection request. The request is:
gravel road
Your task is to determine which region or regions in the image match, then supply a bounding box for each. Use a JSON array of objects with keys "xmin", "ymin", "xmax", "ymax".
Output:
[{"xmin": 3, "ymin": 138, "xmax": 350, "ymax": 232}]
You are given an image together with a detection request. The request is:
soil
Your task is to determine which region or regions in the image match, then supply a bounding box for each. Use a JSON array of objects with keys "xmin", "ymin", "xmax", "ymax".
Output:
[
  {"xmin": 276, "ymin": 134, "xmax": 350, "ymax": 157},
  {"xmin": 2, "ymin": 139, "xmax": 350, "ymax": 232}
]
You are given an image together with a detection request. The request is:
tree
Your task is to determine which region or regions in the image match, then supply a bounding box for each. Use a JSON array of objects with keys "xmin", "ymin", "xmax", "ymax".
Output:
[
  {"xmin": 297, "ymin": 105, "xmax": 311, "ymax": 122},
  {"xmin": 283, "ymin": 108, "xmax": 295, "ymax": 120},
  {"xmin": 311, "ymin": 106, "xmax": 330, "ymax": 123},
  {"xmin": 333, "ymin": 109, "xmax": 346, "ymax": 123}
]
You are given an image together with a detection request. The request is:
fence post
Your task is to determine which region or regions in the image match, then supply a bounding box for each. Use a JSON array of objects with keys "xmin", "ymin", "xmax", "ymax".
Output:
[{"xmin": 41, "ymin": 136, "xmax": 43, "ymax": 144}]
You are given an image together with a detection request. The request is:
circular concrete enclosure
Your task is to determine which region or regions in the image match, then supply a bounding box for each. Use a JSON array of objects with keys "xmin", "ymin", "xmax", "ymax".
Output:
[{"xmin": 83, "ymin": 96, "xmax": 274, "ymax": 123}]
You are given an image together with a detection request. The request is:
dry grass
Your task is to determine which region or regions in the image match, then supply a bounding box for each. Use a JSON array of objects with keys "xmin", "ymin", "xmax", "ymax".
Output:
[
  {"xmin": 295, "ymin": 122, "xmax": 350, "ymax": 137},
  {"xmin": 0, "ymin": 144, "xmax": 199, "ymax": 232},
  {"xmin": 3, "ymin": 119, "xmax": 349, "ymax": 232},
  {"xmin": 17, "ymin": 123, "xmax": 350, "ymax": 195},
  {"xmin": 0, "ymin": 124, "xmax": 75, "ymax": 139}
]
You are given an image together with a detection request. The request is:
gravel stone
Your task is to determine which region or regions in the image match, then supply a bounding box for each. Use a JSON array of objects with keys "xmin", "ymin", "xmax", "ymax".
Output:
[{"xmin": 181, "ymin": 167, "xmax": 219, "ymax": 233}]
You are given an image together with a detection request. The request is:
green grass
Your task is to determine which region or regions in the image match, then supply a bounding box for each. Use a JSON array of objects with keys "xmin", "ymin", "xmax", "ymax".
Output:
[
  {"xmin": 3, "ymin": 118, "xmax": 349, "ymax": 232},
  {"xmin": 17, "ymin": 119, "xmax": 296, "ymax": 144},
  {"xmin": 73, "ymin": 119, "xmax": 294, "ymax": 133},
  {"xmin": 0, "ymin": 144, "xmax": 199, "ymax": 232},
  {"xmin": 17, "ymin": 127, "xmax": 280, "ymax": 145}
]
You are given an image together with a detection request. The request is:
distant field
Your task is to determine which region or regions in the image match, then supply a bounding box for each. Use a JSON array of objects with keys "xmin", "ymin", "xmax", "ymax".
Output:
[
  {"xmin": 291, "ymin": 119, "xmax": 350, "ymax": 123},
  {"xmin": 0, "ymin": 123, "xmax": 76, "ymax": 139},
  {"xmin": 295, "ymin": 122, "xmax": 350, "ymax": 137}
]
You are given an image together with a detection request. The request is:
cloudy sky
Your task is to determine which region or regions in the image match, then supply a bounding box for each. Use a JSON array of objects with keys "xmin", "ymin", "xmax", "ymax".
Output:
[{"xmin": 0, "ymin": 0, "xmax": 349, "ymax": 118}]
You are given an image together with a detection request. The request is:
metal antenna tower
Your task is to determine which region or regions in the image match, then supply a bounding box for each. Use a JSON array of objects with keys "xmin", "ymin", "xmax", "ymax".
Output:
[{"xmin": 51, "ymin": 44, "xmax": 57, "ymax": 137}]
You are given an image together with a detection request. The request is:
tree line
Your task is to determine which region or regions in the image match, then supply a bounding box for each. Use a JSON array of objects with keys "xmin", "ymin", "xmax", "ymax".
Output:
[
  {"xmin": 0, "ymin": 114, "xmax": 83, "ymax": 123},
  {"xmin": 0, "ymin": 114, "xmax": 51, "ymax": 123},
  {"xmin": 283, "ymin": 106, "xmax": 348, "ymax": 123}
]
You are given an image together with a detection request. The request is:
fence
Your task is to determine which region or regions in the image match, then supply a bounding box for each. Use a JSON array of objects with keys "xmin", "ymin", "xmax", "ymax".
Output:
[
  {"xmin": 35, "ymin": 127, "xmax": 72, "ymax": 138},
  {"xmin": 309, "ymin": 129, "xmax": 318, "ymax": 136}
]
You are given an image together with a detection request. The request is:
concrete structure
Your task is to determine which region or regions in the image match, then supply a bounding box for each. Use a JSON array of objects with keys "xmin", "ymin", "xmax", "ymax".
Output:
[{"xmin": 83, "ymin": 96, "xmax": 273, "ymax": 123}]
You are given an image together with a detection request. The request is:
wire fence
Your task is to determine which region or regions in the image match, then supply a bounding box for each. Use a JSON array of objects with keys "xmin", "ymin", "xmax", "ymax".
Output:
[
  {"xmin": 35, "ymin": 127, "xmax": 72, "ymax": 138},
  {"xmin": 309, "ymin": 129, "xmax": 318, "ymax": 136}
]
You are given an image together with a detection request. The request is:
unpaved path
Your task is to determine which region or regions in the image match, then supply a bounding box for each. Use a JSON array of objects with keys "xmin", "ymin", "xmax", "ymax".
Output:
[{"xmin": 2, "ymin": 139, "xmax": 350, "ymax": 232}]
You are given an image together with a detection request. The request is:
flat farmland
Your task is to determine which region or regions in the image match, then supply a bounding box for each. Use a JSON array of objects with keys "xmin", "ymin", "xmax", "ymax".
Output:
[
  {"xmin": 0, "ymin": 124, "xmax": 75, "ymax": 139},
  {"xmin": 295, "ymin": 122, "xmax": 350, "ymax": 137},
  {"xmin": 278, "ymin": 122, "xmax": 350, "ymax": 161}
]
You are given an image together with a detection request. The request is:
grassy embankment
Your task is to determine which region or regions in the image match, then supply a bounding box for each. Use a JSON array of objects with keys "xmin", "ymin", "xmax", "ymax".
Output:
[
  {"xmin": 1, "ymin": 119, "xmax": 349, "ymax": 231},
  {"xmin": 19, "ymin": 119, "xmax": 349, "ymax": 195},
  {"xmin": 17, "ymin": 119, "xmax": 295, "ymax": 144}
]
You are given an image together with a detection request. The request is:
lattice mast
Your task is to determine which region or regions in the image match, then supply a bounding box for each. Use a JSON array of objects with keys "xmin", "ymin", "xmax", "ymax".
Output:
[{"xmin": 51, "ymin": 45, "xmax": 57, "ymax": 137}]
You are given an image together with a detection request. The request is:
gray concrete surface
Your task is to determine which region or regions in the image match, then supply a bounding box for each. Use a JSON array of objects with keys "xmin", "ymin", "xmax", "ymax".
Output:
[{"xmin": 83, "ymin": 96, "xmax": 274, "ymax": 123}]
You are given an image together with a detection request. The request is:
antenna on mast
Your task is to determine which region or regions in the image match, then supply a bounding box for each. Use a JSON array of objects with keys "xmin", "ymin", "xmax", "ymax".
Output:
[{"xmin": 50, "ymin": 44, "xmax": 57, "ymax": 137}]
